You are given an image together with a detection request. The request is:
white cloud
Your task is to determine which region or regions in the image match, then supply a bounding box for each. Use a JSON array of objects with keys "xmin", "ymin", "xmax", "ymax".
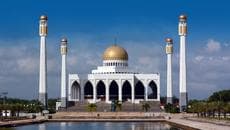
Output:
[
  {"xmin": 138, "ymin": 56, "xmax": 153, "ymax": 65},
  {"xmin": 17, "ymin": 57, "xmax": 38, "ymax": 74},
  {"xmin": 223, "ymin": 43, "xmax": 229, "ymax": 47},
  {"xmin": 222, "ymin": 56, "xmax": 230, "ymax": 61},
  {"xmin": 188, "ymin": 39, "xmax": 230, "ymax": 99},
  {"xmin": 67, "ymin": 55, "xmax": 77, "ymax": 67},
  {"xmin": 194, "ymin": 55, "xmax": 204, "ymax": 62},
  {"xmin": 205, "ymin": 39, "xmax": 221, "ymax": 52}
]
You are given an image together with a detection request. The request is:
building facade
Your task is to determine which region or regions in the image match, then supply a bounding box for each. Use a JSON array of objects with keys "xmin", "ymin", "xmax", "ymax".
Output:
[{"xmin": 68, "ymin": 45, "xmax": 160, "ymax": 104}]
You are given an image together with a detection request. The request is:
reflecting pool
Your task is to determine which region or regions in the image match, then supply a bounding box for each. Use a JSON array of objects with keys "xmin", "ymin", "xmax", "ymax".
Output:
[{"xmin": 0, "ymin": 122, "xmax": 183, "ymax": 130}]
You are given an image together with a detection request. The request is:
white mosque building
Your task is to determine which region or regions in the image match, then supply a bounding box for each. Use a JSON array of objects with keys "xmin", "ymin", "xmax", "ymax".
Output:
[
  {"xmin": 39, "ymin": 14, "xmax": 188, "ymax": 111},
  {"xmin": 68, "ymin": 45, "xmax": 160, "ymax": 104}
]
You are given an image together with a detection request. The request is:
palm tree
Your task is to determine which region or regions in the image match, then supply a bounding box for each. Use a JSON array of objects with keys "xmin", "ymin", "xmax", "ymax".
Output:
[
  {"xmin": 142, "ymin": 102, "xmax": 150, "ymax": 112},
  {"xmin": 2, "ymin": 104, "xmax": 10, "ymax": 117},
  {"xmin": 0, "ymin": 105, "xmax": 3, "ymax": 117},
  {"xmin": 10, "ymin": 104, "xmax": 17, "ymax": 117},
  {"xmin": 217, "ymin": 101, "xmax": 224, "ymax": 119},
  {"xmin": 114, "ymin": 100, "xmax": 122, "ymax": 111},
  {"xmin": 207, "ymin": 102, "xmax": 217, "ymax": 118},
  {"xmin": 87, "ymin": 103, "xmax": 97, "ymax": 112},
  {"xmin": 225, "ymin": 103, "xmax": 230, "ymax": 119},
  {"xmin": 222, "ymin": 103, "xmax": 228, "ymax": 119},
  {"xmin": 15, "ymin": 103, "xmax": 24, "ymax": 117},
  {"xmin": 193, "ymin": 102, "xmax": 205, "ymax": 117}
]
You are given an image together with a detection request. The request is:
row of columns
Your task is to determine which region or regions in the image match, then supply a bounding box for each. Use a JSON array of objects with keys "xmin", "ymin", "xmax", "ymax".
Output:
[
  {"xmin": 71, "ymin": 80, "xmax": 158, "ymax": 103},
  {"xmin": 89, "ymin": 81, "xmax": 135, "ymax": 103}
]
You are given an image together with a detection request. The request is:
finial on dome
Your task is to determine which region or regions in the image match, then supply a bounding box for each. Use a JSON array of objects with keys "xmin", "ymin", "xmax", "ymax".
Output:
[
  {"xmin": 165, "ymin": 38, "xmax": 173, "ymax": 44},
  {"xmin": 179, "ymin": 14, "xmax": 187, "ymax": 22},
  {"xmin": 61, "ymin": 37, "xmax": 67, "ymax": 43},
  {"xmin": 114, "ymin": 37, "xmax": 117, "ymax": 46},
  {"xmin": 40, "ymin": 15, "xmax": 48, "ymax": 20},
  {"xmin": 61, "ymin": 37, "xmax": 68, "ymax": 46}
]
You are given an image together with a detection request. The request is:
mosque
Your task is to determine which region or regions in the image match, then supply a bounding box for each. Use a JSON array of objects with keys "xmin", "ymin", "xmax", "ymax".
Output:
[
  {"xmin": 68, "ymin": 45, "xmax": 160, "ymax": 104},
  {"xmin": 38, "ymin": 14, "xmax": 188, "ymax": 111}
]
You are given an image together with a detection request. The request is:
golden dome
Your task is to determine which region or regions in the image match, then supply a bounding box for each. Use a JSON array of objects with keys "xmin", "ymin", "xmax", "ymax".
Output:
[{"xmin": 103, "ymin": 45, "xmax": 128, "ymax": 60}]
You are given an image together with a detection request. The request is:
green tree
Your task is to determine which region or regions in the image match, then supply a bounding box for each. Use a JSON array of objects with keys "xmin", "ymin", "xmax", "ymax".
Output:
[
  {"xmin": 114, "ymin": 100, "xmax": 122, "ymax": 111},
  {"xmin": 206, "ymin": 102, "xmax": 217, "ymax": 118},
  {"xmin": 2, "ymin": 104, "xmax": 10, "ymax": 117},
  {"xmin": 142, "ymin": 102, "xmax": 150, "ymax": 112},
  {"xmin": 164, "ymin": 103, "xmax": 179, "ymax": 113},
  {"xmin": 222, "ymin": 103, "xmax": 230, "ymax": 118},
  {"xmin": 0, "ymin": 105, "xmax": 3, "ymax": 117},
  {"xmin": 10, "ymin": 104, "xmax": 17, "ymax": 117},
  {"xmin": 87, "ymin": 103, "xmax": 97, "ymax": 112},
  {"xmin": 208, "ymin": 90, "xmax": 230, "ymax": 102},
  {"xmin": 160, "ymin": 96, "xmax": 179, "ymax": 105},
  {"xmin": 48, "ymin": 98, "xmax": 57, "ymax": 113}
]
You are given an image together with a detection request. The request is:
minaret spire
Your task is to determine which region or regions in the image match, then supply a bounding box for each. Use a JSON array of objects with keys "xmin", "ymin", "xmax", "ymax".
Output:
[
  {"xmin": 178, "ymin": 14, "xmax": 188, "ymax": 112},
  {"xmin": 114, "ymin": 37, "xmax": 117, "ymax": 46},
  {"xmin": 39, "ymin": 15, "xmax": 48, "ymax": 109},
  {"xmin": 60, "ymin": 38, "xmax": 68, "ymax": 108},
  {"xmin": 165, "ymin": 38, "xmax": 173, "ymax": 104}
]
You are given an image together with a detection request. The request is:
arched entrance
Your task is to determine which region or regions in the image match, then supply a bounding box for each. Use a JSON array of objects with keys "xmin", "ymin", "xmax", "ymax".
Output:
[
  {"xmin": 122, "ymin": 81, "xmax": 131, "ymax": 101},
  {"xmin": 71, "ymin": 81, "xmax": 80, "ymax": 100},
  {"xmin": 109, "ymin": 80, "xmax": 118, "ymax": 101},
  {"xmin": 96, "ymin": 80, "xmax": 106, "ymax": 101},
  {"xmin": 135, "ymin": 81, "xmax": 145, "ymax": 99},
  {"xmin": 148, "ymin": 81, "xmax": 157, "ymax": 99},
  {"xmin": 84, "ymin": 81, "xmax": 93, "ymax": 99}
]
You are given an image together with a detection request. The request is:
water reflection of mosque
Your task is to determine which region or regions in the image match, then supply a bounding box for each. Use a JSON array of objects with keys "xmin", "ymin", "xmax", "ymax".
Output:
[{"xmin": 38, "ymin": 122, "xmax": 175, "ymax": 130}]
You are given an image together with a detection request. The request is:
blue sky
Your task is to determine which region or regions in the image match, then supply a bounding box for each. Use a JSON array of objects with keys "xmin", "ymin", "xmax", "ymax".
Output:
[{"xmin": 0, "ymin": 0, "xmax": 229, "ymax": 99}]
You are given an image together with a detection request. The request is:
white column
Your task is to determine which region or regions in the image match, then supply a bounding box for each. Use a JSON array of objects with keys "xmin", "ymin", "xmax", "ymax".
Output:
[
  {"xmin": 145, "ymin": 86, "xmax": 148, "ymax": 101},
  {"xmin": 81, "ymin": 81, "xmax": 84, "ymax": 101},
  {"xmin": 167, "ymin": 54, "xmax": 172, "ymax": 103},
  {"xmin": 105, "ymin": 80, "xmax": 109, "ymax": 103},
  {"xmin": 61, "ymin": 55, "xmax": 66, "ymax": 95},
  {"xmin": 39, "ymin": 15, "xmax": 48, "ymax": 109},
  {"xmin": 61, "ymin": 54, "xmax": 67, "ymax": 107},
  {"xmin": 157, "ymin": 77, "xmax": 160, "ymax": 101},
  {"xmin": 165, "ymin": 38, "xmax": 173, "ymax": 104},
  {"xmin": 118, "ymin": 81, "xmax": 122, "ymax": 102},
  {"xmin": 93, "ymin": 82, "xmax": 96, "ymax": 103},
  {"xmin": 68, "ymin": 80, "xmax": 71, "ymax": 101},
  {"xmin": 178, "ymin": 15, "xmax": 188, "ymax": 112},
  {"xmin": 60, "ymin": 38, "xmax": 68, "ymax": 108},
  {"xmin": 131, "ymin": 81, "xmax": 134, "ymax": 103},
  {"xmin": 61, "ymin": 54, "xmax": 66, "ymax": 96},
  {"xmin": 179, "ymin": 36, "xmax": 186, "ymax": 93},
  {"xmin": 39, "ymin": 36, "xmax": 46, "ymax": 93},
  {"xmin": 39, "ymin": 36, "xmax": 47, "ymax": 104}
]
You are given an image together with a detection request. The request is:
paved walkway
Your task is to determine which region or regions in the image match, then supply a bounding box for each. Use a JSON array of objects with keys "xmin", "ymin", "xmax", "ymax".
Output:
[
  {"xmin": 168, "ymin": 114, "xmax": 230, "ymax": 130},
  {"xmin": 0, "ymin": 118, "xmax": 45, "ymax": 127},
  {"xmin": 0, "ymin": 113, "xmax": 229, "ymax": 130}
]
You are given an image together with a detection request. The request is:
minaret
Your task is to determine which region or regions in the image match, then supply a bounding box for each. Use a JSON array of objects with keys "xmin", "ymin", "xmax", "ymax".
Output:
[
  {"xmin": 178, "ymin": 14, "xmax": 188, "ymax": 112},
  {"xmin": 165, "ymin": 38, "xmax": 173, "ymax": 104},
  {"xmin": 60, "ymin": 38, "xmax": 68, "ymax": 108},
  {"xmin": 39, "ymin": 15, "xmax": 48, "ymax": 109}
]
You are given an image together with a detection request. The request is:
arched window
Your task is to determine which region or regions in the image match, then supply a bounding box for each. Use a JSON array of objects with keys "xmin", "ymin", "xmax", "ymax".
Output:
[
  {"xmin": 148, "ymin": 81, "xmax": 157, "ymax": 99},
  {"xmin": 84, "ymin": 81, "xmax": 93, "ymax": 99},
  {"xmin": 96, "ymin": 80, "xmax": 106, "ymax": 100},
  {"xmin": 109, "ymin": 80, "xmax": 119, "ymax": 100},
  {"xmin": 135, "ymin": 81, "xmax": 145, "ymax": 99},
  {"xmin": 71, "ymin": 81, "xmax": 80, "ymax": 100},
  {"xmin": 122, "ymin": 81, "xmax": 132, "ymax": 101}
]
